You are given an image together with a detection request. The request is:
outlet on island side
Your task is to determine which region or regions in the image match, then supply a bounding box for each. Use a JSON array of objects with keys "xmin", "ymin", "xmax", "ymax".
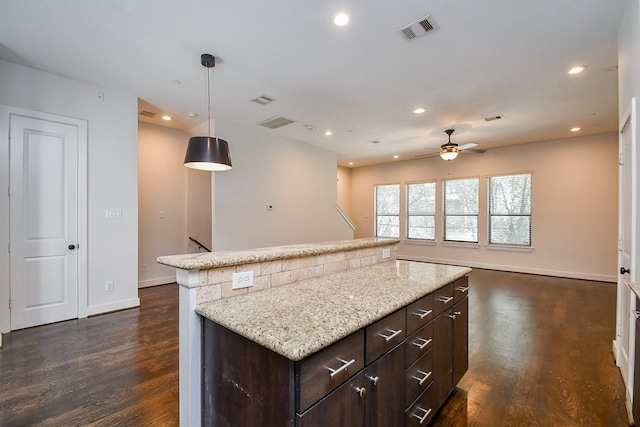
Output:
[
  {"xmin": 232, "ymin": 271, "xmax": 254, "ymax": 289},
  {"xmin": 382, "ymin": 248, "xmax": 390, "ymax": 259},
  {"xmin": 105, "ymin": 281, "xmax": 114, "ymax": 292}
]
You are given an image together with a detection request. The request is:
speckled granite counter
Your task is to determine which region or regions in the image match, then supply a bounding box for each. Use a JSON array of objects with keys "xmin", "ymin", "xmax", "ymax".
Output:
[
  {"xmin": 195, "ymin": 260, "xmax": 471, "ymax": 361},
  {"xmin": 158, "ymin": 237, "xmax": 398, "ymax": 270}
]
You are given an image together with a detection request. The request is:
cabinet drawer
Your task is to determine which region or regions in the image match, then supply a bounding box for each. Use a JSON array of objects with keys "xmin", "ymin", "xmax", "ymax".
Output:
[
  {"xmin": 296, "ymin": 329, "xmax": 365, "ymax": 412},
  {"xmin": 405, "ymin": 321, "xmax": 433, "ymax": 368},
  {"xmin": 406, "ymin": 382, "xmax": 435, "ymax": 427},
  {"xmin": 454, "ymin": 276, "xmax": 469, "ymax": 303},
  {"xmin": 405, "ymin": 349, "xmax": 433, "ymax": 408},
  {"xmin": 406, "ymin": 293, "xmax": 434, "ymax": 336},
  {"xmin": 433, "ymin": 283, "xmax": 454, "ymax": 317},
  {"xmin": 366, "ymin": 309, "xmax": 406, "ymax": 365}
]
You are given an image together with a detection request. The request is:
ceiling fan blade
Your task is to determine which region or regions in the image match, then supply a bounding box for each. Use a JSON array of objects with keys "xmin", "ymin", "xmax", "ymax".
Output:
[
  {"xmin": 459, "ymin": 143, "xmax": 478, "ymax": 150},
  {"xmin": 414, "ymin": 151, "xmax": 441, "ymax": 159},
  {"xmin": 460, "ymin": 148, "xmax": 486, "ymax": 154}
]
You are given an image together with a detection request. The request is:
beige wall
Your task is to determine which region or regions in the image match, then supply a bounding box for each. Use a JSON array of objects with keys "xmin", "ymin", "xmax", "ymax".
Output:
[
  {"xmin": 138, "ymin": 122, "xmax": 189, "ymax": 287},
  {"xmin": 337, "ymin": 166, "xmax": 353, "ymax": 218},
  {"xmin": 350, "ymin": 133, "xmax": 618, "ymax": 281},
  {"xmin": 213, "ymin": 121, "xmax": 353, "ymax": 251}
]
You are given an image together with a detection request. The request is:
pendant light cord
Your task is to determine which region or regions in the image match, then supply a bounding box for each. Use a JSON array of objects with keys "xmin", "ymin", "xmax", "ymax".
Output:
[{"xmin": 207, "ymin": 67, "xmax": 212, "ymax": 137}]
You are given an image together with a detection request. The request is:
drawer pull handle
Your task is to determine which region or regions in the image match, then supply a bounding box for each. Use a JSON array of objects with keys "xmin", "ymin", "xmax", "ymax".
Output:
[
  {"xmin": 456, "ymin": 286, "xmax": 469, "ymax": 293},
  {"xmin": 633, "ymin": 310, "xmax": 640, "ymax": 320},
  {"xmin": 448, "ymin": 314, "xmax": 457, "ymax": 319},
  {"xmin": 355, "ymin": 386, "xmax": 366, "ymax": 398},
  {"xmin": 454, "ymin": 311, "xmax": 461, "ymax": 316},
  {"xmin": 378, "ymin": 328, "xmax": 402, "ymax": 341},
  {"xmin": 411, "ymin": 338, "xmax": 432, "ymax": 349},
  {"xmin": 412, "ymin": 370, "xmax": 432, "ymax": 385},
  {"xmin": 437, "ymin": 296, "xmax": 453, "ymax": 304},
  {"xmin": 412, "ymin": 406, "xmax": 432, "ymax": 424},
  {"xmin": 327, "ymin": 358, "xmax": 355, "ymax": 378},
  {"xmin": 366, "ymin": 375, "xmax": 379, "ymax": 386},
  {"xmin": 411, "ymin": 309, "xmax": 433, "ymax": 319}
]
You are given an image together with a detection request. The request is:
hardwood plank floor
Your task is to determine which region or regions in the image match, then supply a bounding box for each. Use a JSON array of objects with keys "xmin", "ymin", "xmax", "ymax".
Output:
[
  {"xmin": 0, "ymin": 284, "xmax": 179, "ymax": 426},
  {"xmin": 0, "ymin": 270, "xmax": 630, "ymax": 426}
]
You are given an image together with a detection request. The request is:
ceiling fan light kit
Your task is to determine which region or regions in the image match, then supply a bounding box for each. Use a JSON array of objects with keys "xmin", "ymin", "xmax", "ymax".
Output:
[
  {"xmin": 184, "ymin": 53, "xmax": 233, "ymax": 172},
  {"xmin": 440, "ymin": 129, "xmax": 460, "ymax": 161}
]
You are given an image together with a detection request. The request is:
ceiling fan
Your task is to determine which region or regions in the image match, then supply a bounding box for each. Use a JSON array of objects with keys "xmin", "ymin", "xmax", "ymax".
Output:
[{"xmin": 415, "ymin": 129, "xmax": 485, "ymax": 160}]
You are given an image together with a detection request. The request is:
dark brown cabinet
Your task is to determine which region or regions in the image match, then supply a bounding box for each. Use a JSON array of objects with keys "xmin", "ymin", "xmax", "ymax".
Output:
[{"xmin": 202, "ymin": 275, "xmax": 469, "ymax": 427}]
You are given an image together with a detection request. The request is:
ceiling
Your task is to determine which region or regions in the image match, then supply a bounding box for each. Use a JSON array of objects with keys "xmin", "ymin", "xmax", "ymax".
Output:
[{"xmin": 0, "ymin": 1, "xmax": 626, "ymax": 167}]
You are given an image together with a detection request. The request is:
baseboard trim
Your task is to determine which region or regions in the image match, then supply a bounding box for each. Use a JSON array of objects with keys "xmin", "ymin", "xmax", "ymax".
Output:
[
  {"xmin": 86, "ymin": 298, "xmax": 140, "ymax": 317},
  {"xmin": 395, "ymin": 255, "xmax": 616, "ymax": 283},
  {"xmin": 138, "ymin": 276, "xmax": 176, "ymax": 288}
]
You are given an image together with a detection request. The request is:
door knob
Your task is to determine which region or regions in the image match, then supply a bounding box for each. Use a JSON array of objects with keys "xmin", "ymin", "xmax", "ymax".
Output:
[
  {"xmin": 621, "ymin": 267, "xmax": 630, "ymax": 275},
  {"xmin": 68, "ymin": 244, "xmax": 76, "ymax": 250}
]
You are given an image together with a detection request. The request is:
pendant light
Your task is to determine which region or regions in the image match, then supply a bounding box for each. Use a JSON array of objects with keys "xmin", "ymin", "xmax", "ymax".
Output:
[
  {"xmin": 439, "ymin": 129, "xmax": 459, "ymax": 161},
  {"xmin": 184, "ymin": 54, "xmax": 232, "ymax": 171}
]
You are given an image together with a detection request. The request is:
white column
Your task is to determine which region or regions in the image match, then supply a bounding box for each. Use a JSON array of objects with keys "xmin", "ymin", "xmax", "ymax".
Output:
[{"xmin": 177, "ymin": 268, "xmax": 202, "ymax": 427}]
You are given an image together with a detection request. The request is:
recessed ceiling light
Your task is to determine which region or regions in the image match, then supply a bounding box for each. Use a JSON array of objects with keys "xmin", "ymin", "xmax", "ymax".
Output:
[
  {"xmin": 324, "ymin": 130, "xmax": 332, "ymax": 136},
  {"xmin": 348, "ymin": 162, "xmax": 354, "ymax": 166},
  {"xmin": 162, "ymin": 115, "xmax": 172, "ymax": 121},
  {"xmin": 393, "ymin": 155, "xmax": 399, "ymax": 159},
  {"xmin": 568, "ymin": 66, "xmax": 586, "ymax": 75},
  {"xmin": 413, "ymin": 107, "xmax": 426, "ymax": 114},
  {"xmin": 334, "ymin": 12, "xmax": 350, "ymax": 26},
  {"xmin": 570, "ymin": 127, "xmax": 581, "ymax": 132}
]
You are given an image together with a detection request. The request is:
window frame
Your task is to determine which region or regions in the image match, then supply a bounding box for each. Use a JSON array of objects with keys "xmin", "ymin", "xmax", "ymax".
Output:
[
  {"xmin": 487, "ymin": 172, "xmax": 532, "ymax": 247},
  {"xmin": 443, "ymin": 177, "xmax": 479, "ymax": 244},
  {"xmin": 374, "ymin": 183, "xmax": 400, "ymax": 238},
  {"xmin": 406, "ymin": 180, "xmax": 436, "ymax": 241}
]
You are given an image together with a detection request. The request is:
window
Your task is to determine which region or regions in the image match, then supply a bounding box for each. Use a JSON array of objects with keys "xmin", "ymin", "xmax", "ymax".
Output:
[
  {"xmin": 488, "ymin": 173, "xmax": 532, "ymax": 245},
  {"xmin": 444, "ymin": 178, "xmax": 479, "ymax": 243},
  {"xmin": 407, "ymin": 181, "xmax": 436, "ymax": 240},
  {"xmin": 375, "ymin": 184, "xmax": 400, "ymax": 238}
]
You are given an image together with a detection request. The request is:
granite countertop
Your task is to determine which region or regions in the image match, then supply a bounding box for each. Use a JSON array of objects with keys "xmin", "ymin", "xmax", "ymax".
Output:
[
  {"xmin": 157, "ymin": 237, "xmax": 400, "ymax": 270},
  {"xmin": 196, "ymin": 260, "xmax": 471, "ymax": 361}
]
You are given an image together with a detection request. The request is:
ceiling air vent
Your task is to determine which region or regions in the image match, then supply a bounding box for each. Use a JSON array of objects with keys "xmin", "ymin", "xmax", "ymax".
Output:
[
  {"xmin": 258, "ymin": 115, "xmax": 296, "ymax": 129},
  {"xmin": 251, "ymin": 95, "xmax": 276, "ymax": 105},
  {"xmin": 139, "ymin": 110, "xmax": 156, "ymax": 117},
  {"xmin": 399, "ymin": 15, "xmax": 436, "ymax": 40},
  {"xmin": 483, "ymin": 114, "xmax": 504, "ymax": 122}
]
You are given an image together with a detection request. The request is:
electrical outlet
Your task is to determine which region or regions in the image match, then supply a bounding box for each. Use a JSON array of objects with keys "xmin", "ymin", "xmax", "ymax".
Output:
[
  {"xmin": 232, "ymin": 271, "xmax": 254, "ymax": 289},
  {"xmin": 382, "ymin": 248, "xmax": 391, "ymax": 259},
  {"xmin": 473, "ymin": 251, "xmax": 479, "ymax": 258},
  {"xmin": 142, "ymin": 264, "xmax": 147, "ymax": 272},
  {"xmin": 105, "ymin": 281, "xmax": 114, "ymax": 292}
]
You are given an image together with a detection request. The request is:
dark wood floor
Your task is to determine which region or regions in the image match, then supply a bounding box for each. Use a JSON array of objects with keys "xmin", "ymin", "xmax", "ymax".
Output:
[{"xmin": 0, "ymin": 269, "xmax": 630, "ymax": 426}]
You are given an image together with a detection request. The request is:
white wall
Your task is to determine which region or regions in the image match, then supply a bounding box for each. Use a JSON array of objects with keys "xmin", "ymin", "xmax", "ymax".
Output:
[
  {"xmin": 212, "ymin": 121, "xmax": 353, "ymax": 250},
  {"xmin": 350, "ymin": 133, "xmax": 618, "ymax": 281},
  {"xmin": 138, "ymin": 122, "xmax": 190, "ymax": 287},
  {"xmin": 0, "ymin": 59, "xmax": 139, "ymax": 330},
  {"xmin": 619, "ymin": 0, "xmax": 640, "ymax": 114}
]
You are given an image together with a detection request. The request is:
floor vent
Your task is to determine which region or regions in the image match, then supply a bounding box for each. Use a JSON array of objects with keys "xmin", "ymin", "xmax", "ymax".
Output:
[
  {"xmin": 258, "ymin": 115, "xmax": 296, "ymax": 129},
  {"xmin": 399, "ymin": 15, "xmax": 436, "ymax": 40}
]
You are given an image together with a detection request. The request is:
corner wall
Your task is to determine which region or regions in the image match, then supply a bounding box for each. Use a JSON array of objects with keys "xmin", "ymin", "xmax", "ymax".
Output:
[
  {"xmin": 350, "ymin": 133, "xmax": 618, "ymax": 281},
  {"xmin": 212, "ymin": 121, "xmax": 353, "ymax": 251},
  {"xmin": 138, "ymin": 122, "xmax": 190, "ymax": 287}
]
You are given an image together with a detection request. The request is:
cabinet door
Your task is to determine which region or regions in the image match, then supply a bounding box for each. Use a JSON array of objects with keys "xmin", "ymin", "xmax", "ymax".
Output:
[
  {"xmin": 297, "ymin": 372, "xmax": 366, "ymax": 427},
  {"xmin": 364, "ymin": 344, "xmax": 405, "ymax": 427},
  {"xmin": 432, "ymin": 308, "xmax": 453, "ymax": 409},
  {"xmin": 453, "ymin": 297, "xmax": 468, "ymax": 385}
]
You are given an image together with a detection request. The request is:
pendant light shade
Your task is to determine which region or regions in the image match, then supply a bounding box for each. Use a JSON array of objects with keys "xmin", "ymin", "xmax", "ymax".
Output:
[
  {"xmin": 184, "ymin": 54, "xmax": 232, "ymax": 171},
  {"xmin": 184, "ymin": 136, "xmax": 232, "ymax": 171}
]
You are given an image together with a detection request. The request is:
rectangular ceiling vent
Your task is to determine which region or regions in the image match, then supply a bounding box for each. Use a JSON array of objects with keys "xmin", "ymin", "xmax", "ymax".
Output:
[
  {"xmin": 258, "ymin": 115, "xmax": 296, "ymax": 129},
  {"xmin": 139, "ymin": 110, "xmax": 156, "ymax": 117},
  {"xmin": 251, "ymin": 95, "xmax": 276, "ymax": 105},
  {"xmin": 399, "ymin": 15, "xmax": 436, "ymax": 40},
  {"xmin": 483, "ymin": 114, "xmax": 504, "ymax": 122}
]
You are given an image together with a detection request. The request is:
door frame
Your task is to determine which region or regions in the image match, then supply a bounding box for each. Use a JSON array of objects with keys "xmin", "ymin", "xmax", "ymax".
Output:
[
  {"xmin": 616, "ymin": 97, "xmax": 638, "ymax": 411},
  {"xmin": 0, "ymin": 105, "xmax": 88, "ymax": 333}
]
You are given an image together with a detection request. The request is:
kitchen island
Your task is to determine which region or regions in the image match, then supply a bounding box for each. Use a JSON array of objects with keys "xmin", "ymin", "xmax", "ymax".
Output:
[{"xmin": 158, "ymin": 238, "xmax": 470, "ymax": 426}]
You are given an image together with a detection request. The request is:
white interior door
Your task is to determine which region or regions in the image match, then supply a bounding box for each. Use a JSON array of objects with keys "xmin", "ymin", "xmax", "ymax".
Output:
[
  {"xmin": 617, "ymin": 97, "xmax": 638, "ymax": 403},
  {"xmin": 9, "ymin": 114, "xmax": 79, "ymax": 330}
]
